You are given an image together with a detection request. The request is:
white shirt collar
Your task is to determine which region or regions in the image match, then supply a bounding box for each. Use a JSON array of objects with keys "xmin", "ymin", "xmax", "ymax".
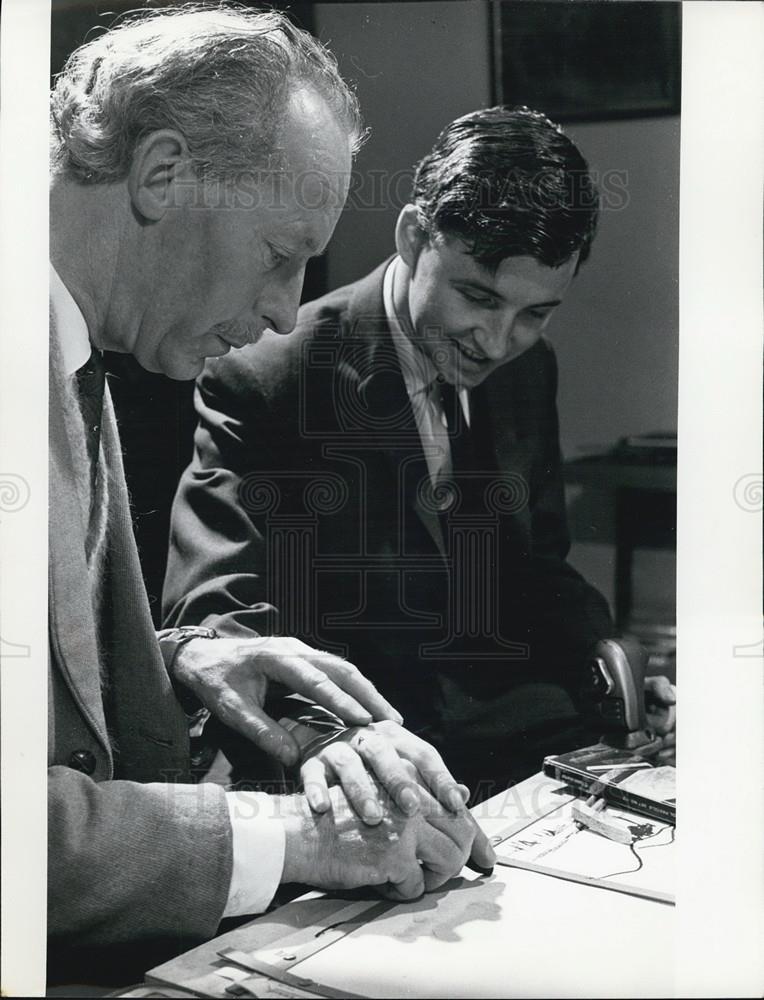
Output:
[
  {"xmin": 50, "ymin": 263, "xmax": 92, "ymax": 375},
  {"xmin": 382, "ymin": 255, "xmax": 470, "ymax": 425},
  {"xmin": 382, "ymin": 256, "xmax": 439, "ymax": 399}
]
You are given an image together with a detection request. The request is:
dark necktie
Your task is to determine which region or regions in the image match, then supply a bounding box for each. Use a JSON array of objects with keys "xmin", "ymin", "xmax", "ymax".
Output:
[
  {"xmin": 75, "ymin": 347, "xmax": 106, "ymax": 495},
  {"xmin": 437, "ymin": 378, "xmax": 476, "ymax": 477},
  {"xmin": 434, "ymin": 377, "xmax": 485, "ymax": 523}
]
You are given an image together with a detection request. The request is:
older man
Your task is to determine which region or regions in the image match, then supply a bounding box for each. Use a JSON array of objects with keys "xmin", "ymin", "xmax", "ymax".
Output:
[
  {"xmin": 48, "ymin": 7, "xmax": 490, "ymax": 980},
  {"xmin": 165, "ymin": 106, "xmax": 676, "ymax": 799}
]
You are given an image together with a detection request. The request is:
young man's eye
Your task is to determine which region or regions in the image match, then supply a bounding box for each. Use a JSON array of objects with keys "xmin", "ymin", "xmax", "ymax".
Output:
[
  {"xmin": 459, "ymin": 288, "xmax": 494, "ymax": 307},
  {"xmin": 527, "ymin": 308, "xmax": 552, "ymax": 322}
]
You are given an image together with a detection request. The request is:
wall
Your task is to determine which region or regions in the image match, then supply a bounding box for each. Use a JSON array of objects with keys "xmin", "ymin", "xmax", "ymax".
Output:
[
  {"xmin": 314, "ymin": 2, "xmax": 492, "ymax": 288},
  {"xmin": 555, "ymin": 117, "xmax": 680, "ymax": 456},
  {"xmin": 549, "ymin": 117, "xmax": 679, "ymax": 612}
]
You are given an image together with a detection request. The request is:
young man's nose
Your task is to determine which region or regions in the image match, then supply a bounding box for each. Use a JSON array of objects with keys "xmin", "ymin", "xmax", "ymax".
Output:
[
  {"xmin": 473, "ymin": 315, "xmax": 540, "ymax": 362},
  {"xmin": 473, "ymin": 317, "xmax": 516, "ymax": 362}
]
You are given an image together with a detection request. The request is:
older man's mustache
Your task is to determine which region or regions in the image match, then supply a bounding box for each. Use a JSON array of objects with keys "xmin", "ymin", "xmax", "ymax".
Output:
[{"xmin": 208, "ymin": 319, "xmax": 264, "ymax": 348}]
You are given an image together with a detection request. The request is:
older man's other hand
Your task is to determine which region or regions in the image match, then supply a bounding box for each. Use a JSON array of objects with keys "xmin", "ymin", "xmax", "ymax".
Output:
[
  {"xmin": 281, "ymin": 782, "xmax": 495, "ymax": 901},
  {"xmin": 171, "ymin": 635, "xmax": 402, "ymax": 766}
]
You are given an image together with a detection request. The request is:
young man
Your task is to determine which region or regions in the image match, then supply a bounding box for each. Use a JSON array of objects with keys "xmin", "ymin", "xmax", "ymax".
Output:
[{"xmin": 164, "ymin": 107, "xmax": 677, "ymax": 798}]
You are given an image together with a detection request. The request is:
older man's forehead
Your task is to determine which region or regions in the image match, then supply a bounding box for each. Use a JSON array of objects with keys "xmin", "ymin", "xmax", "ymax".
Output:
[
  {"xmin": 278, "ymin": 90, "xmax": 353, "ymax": 178},
  {"xmin": 257, "ymin": 201, "xmax": 337, "ymax": 256},
  {"xmin": 233, "ymin": 159, "xmax": 349, "ymax": 213}
]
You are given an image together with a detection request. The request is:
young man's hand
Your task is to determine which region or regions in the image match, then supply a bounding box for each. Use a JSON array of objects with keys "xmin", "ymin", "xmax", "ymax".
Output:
[{"xmin": 644, "ymin": 675, "xmax": 676, "ymax": 764}]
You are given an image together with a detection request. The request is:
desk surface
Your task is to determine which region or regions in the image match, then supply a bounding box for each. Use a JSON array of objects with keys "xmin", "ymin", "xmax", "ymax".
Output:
[{"xmin": 144, "ymin": 773, "xmax": 674, "ymax": 999}]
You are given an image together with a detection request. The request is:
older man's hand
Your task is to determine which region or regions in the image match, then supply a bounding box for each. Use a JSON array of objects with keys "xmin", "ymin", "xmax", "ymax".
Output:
[
  {"xmin": 172, "ymin": 635, "xmax": 402, "ymax": 766},
  {"xmin": 281, "ymin": 781, "xmax": 495, "ymax": 900}
]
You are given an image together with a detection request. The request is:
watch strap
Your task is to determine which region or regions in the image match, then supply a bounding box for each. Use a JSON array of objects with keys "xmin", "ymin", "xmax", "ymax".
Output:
[{"xmin": 158, "ymin": 625, "xmax": 218, "ymax": 723}]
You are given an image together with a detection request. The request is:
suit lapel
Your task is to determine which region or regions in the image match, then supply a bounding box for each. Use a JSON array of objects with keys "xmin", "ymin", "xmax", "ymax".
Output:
[
  {"xmin": 97, "ymin": 388, "xmax": 191, "ymax": 778},
  {"xmin": 473, "ymin": 373, "xmax": 519, "ymax": 474},
  {"xmin": 344, "ymin": 263, "xmax": 446, "ymax": 557},
  {"xmin": 472, "ymin": 365, "xmax": 534, "ymax": 547},
  {"xmin": 48, "ymin": 361, "xmax": 112, "ymax": 759}
]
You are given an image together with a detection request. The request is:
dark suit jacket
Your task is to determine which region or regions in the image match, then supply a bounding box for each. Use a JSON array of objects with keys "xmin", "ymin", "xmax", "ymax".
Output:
[
  {"xmin": 48, "ymin": 322, "xmax": 232, "ymax": 978},
  {"xmin": 164, "ymin": 261, "xmax": 614, "ymax": 746}
]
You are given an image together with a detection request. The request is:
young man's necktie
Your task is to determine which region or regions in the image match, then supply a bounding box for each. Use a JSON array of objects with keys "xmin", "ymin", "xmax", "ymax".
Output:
[
  {"xmin": 438, "ymin": 378, "xmax": 476, "ymax": 474},
  {"xmin": 435, "ymin": 377, "xmax": 481, "ymax": 518}
]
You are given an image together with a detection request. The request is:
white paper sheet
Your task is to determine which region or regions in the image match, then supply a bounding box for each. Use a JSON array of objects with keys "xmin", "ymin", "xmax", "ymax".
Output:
[
  {"xmin": 496, "ymin": 800, "xmax": 675, "ymax": 899},
  {"xmin": 295, "ymin": 865, "xmax": 674, "ymax": 998}
]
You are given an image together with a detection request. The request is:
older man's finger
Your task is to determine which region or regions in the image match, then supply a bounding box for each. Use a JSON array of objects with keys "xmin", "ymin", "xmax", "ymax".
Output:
[
  {"xmin": 263, "ymin": 654, "xmax": 375, "ymax": 726},
  {"xmin": 305, "ymin": 650, "xmax": 403, "ymax": 724},
  {"xmin": 215, "ymin": 692, "xmax": 300, "ymax": 765}
]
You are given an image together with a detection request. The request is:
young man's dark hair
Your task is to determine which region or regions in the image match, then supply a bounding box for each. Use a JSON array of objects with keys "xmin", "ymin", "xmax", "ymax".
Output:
[{"xmin": 411, "ymin": 105, "xmax": 598, "ymax": 270}]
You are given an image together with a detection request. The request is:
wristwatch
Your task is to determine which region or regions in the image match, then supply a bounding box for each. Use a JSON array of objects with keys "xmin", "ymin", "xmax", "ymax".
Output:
[
  {"xmin": 159, "ymin": 625, "xmax": 217, "ymax": 732},
  {"xmin": 159, "ymin": 624, "xmax": 218, "ymax": 674}
]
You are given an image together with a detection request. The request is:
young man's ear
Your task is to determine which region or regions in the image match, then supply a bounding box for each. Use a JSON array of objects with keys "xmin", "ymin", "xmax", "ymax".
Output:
[
  {"xmin": 395, "ymin": 204, "xmax": 428, "ymax": 269},
  {"xmin": 127, "ymin": 129, "xmax": 196, "ymax": 222}
]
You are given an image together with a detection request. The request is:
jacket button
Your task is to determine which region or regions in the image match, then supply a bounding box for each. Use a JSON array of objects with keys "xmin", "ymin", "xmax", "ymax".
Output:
[{"xmin": 68, "ymin": 749, "xmax": 97, "ymax": 775}]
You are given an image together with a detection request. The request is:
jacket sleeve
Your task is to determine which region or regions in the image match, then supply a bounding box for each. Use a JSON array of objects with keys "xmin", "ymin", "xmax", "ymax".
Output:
[
  {"xmin": 48, "ymin": 765, "xmax": 232, "ymax": 950},
  {"xmin": 162, "ymin": 357, "xmax": 283, "ymax": 639},
  {"xmin": 516, "ymin": 341, "xmax": 616, "ymax": 677}
]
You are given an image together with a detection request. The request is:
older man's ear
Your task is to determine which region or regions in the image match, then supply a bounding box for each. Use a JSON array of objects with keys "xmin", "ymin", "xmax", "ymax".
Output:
[{"xmin": 126, "ymin": 129, "xmax": 196, "ymax": 222}]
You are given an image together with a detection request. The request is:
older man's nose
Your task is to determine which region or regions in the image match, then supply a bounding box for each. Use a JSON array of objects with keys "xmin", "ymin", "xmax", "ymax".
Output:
[{"xmin": 260, "ymin": 272, "xmax": 304, "ymax": 336}]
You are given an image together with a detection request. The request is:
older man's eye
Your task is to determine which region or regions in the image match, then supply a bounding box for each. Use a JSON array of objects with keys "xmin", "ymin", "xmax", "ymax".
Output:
[{"xmin": 267, "ymin": 245, "xmax": 290, "ymax": 268}]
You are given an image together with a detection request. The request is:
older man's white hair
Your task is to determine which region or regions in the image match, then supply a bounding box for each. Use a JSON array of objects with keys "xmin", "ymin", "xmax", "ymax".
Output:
[{"xmin": 50, "ymin": 2, "xmax": 364, "ymax": 184}]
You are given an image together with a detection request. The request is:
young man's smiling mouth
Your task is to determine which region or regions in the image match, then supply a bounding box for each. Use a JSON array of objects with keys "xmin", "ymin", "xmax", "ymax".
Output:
[{"xmin": 452, "ymin": 338, "xmax": 488, "ymax": 364}]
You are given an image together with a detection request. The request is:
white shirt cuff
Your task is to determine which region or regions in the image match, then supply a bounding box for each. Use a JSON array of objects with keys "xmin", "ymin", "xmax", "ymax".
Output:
[{"xmin": 223, "ymin": 791, "xmax": 286, "ymax": 918}]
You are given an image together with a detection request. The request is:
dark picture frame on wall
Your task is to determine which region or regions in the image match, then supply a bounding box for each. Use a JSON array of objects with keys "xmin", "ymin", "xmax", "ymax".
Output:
[{"xmin": 492, "ymin": 1, "xmax": 681, "ymax": 121}]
